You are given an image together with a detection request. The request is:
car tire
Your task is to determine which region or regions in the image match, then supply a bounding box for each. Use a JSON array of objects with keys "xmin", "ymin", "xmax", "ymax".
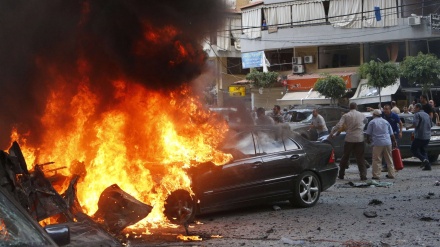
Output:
[
  {"xmin": 290, "ymin": 171, "xmax": 321, "ymax": 208},
  {"xmin": 428, "ymin": 154, "xmax": 439, "ymax": 163},
  {"xmin": 163, "ymin": 189, "xmax": 196, "ymax": 225}
]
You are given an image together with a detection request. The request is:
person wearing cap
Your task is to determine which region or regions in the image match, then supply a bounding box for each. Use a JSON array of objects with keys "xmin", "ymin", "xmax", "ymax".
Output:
[
  {"xmin": 407, "ymin": 103, "xmax": 432, "ymax": 170},
  {"xmin": 330, "ymin": 102, "xmax": 368, "ymax": 180},
  {"xmin": 366, "ymin": 109, "xmax": 398, "ymax": 179}
]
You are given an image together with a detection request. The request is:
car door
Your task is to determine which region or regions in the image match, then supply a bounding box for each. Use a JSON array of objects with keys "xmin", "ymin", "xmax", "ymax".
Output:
[
  {"xmin": 254, "ymin": 130, "xmax": 305, "ymax": 197},
  {"xmin": 195, "ymin": 131, "xmax": 264, "ymax": 212}
]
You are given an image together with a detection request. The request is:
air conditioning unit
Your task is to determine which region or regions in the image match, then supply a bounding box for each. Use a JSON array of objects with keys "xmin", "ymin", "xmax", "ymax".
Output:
[
  {"xmin": 292, "ymin": 64, "xmax": 305, "ymax": 74},
  {"xmin": 408, "ymin": 16, "xmax": 421, "ymax": 26},
  {"xmin": 304, "ymin": 56, "xmax": 314, "ymax": 64},
  {"xmin": 292, "ymin": 57, "xmax": 303, "ymax": 64}
]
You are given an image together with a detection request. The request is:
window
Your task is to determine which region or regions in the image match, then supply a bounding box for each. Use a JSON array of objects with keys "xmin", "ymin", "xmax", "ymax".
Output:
[
  {"xmin": 409, "ymin": 40, "xmax": 429, "ymax": 56},
  {"xmin": 265, "ymin": 49, "xmax": 294, "ymax": 71},
  {"xmin": 318, "ymin": 44, "xmax": 360, "ymax": 69},
  {"xmin": 255, "ymin": 130, "xmax": 284, "ymax": 154},
  {"xmin": 227, "ymin": 57, "xmax": 250, "ymax": 75},
  {"xmin": 284, "ymin": 138, "xmax": 300, "ymax": 150},
  {"xmin": 363, "ymin": 42, "xmax": 406, "ymax": 63},
  {"xmin": 222, "ymin": 132, "xmax": 256, "ymax": 158}
]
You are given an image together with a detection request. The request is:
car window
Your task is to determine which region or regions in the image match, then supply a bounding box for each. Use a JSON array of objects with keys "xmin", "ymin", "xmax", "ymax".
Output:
[
  {"xmin": 284, "ymin": 137, "xmax": 300, "ymax": 150},
  {"xmin": 255, "ymin": 130, "xmax": 284, "ymax": 154},
  {"xmin": 0, "ymin": 191, "xmax": 54, "ymax": 246},
  {"xmin": 289, "ymin": 111, "xmax": 312, "ymax": 122},
  {"xmin": 221, "ymin": 132, "xmax": 256, "ymax": 159},
  {"xmin": 400, "ymin": 116, "xmax": 414, "ymax": 128}
]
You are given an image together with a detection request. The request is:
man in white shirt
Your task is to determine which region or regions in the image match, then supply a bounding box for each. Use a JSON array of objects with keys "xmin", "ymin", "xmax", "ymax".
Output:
[
  {"xmin": 309, "ymin": 109, "xmax": 328, "ymax": 138},
  {"xmin": 391, "ymin": 101, "xmax": 400, "ymax": 114},
  {"xmin": 330, "ymin": 102, "xmax": 368, "ymax": 180}
]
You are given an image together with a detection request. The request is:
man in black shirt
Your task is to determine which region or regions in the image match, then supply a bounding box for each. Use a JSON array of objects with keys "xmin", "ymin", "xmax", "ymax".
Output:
[{"xmin": 420, "ymin": 95, "xmax": 433, "ymax": 120}]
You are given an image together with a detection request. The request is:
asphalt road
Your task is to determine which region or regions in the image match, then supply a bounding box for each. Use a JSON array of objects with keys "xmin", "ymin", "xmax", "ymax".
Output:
[{"xmin": 127, "ymin": 158, "xmax": 440, "ymax": 247}]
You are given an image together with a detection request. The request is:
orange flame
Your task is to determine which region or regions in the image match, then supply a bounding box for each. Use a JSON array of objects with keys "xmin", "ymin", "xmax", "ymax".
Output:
[
  {"xmin": 0, "ymin": 219, "xmax": 8, "ymax": 241},
  {"xmin": 9, "ymin": 78, "xmax": 231, "ymax": 228}
]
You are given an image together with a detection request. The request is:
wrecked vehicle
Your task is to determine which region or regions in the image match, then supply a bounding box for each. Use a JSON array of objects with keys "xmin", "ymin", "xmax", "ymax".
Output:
[{"xmin": 163, "ymin": 127, "xmax": 338, "ymax": 227}]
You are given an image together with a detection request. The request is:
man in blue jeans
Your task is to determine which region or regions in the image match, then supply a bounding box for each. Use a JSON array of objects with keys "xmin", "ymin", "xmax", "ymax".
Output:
[
  {"xmin": 381, "ymin": 104, "xmax": 403, "ymax": 172},
  {"xmin": 407, "ymin": 103, "xmax": 432, "ymax": 170}
]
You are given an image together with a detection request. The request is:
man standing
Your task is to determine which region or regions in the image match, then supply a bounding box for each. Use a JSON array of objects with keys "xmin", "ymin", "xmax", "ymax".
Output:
[
  {"xmin": 255, "ymin": 107, "xmax": 275, "ymax": 126},
  {"xmin": 330, "ymin": 102, "xmax": 368, "ymax": 180},
  {"xmin": 381, "ymin": 104, "xmax": 403, "ymax": 172},
  {"xmin": 366, "ymin": 109, "xmax": 397, "ymax": 179},
  {"xmin": 391, "ymin": 101, "xmax": 400, "ymax": 114},
  {"xmin": 420, "ymin": 95, "xmax": 433, "ymax": 119},
  {"xmin": 309, "ymin": 109, "xmax": 328, "ymax": 138},
  {"xmin": 429, "ymin": 100, "xmax": 440, "ymax": 126},
  {"xmin": 407, "ymin": 103, "xmax": 432, "ymax": 170},
  {"xmin": 270, "ymin": 105, "xmax": 284, "ymax": 124}
]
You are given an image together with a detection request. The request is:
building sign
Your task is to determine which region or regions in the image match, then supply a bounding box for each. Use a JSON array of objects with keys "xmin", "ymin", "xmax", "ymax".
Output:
[
  {"xmin": 286, "ymin": 74, "xmax": 353, "ymax": 92},
  {"xmin": 228, "ymin": 86, "xmax": 246, "ymax": 97},
  {"xmin": 431, "ymin": 14, "xmax": 440, "ymax": 32},
  {"xmin": 241, "ymin": 51, "xmax": 263, "ymax": 69}
]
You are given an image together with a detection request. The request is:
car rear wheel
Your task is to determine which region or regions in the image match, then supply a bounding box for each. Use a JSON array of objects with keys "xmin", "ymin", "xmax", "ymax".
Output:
[
  {"xmin": 290, "ymin": 171, "xmax": 321, "ymax": 208},
  {"xmin": 163, "ymin": 189, "xmax": 196, "ymax": 225},
  {"xmin": 428, "ymin": 154, "xmax": 439, "ymax": 163}
]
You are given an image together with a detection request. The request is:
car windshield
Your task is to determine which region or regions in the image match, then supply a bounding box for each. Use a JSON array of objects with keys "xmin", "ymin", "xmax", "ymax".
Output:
[
  {"xmin": 0, "ymin": 191, "xmax": 54, "ymax": 246},
  {"xmin": 288, "ymin": 110, "xmax": 313, "ymax": 123}
]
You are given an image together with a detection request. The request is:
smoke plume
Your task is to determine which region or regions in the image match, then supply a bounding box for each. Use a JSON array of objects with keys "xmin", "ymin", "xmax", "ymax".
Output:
[{"xmin": 0, "ymin": 0, "xmax": 226, "ymax": 147}]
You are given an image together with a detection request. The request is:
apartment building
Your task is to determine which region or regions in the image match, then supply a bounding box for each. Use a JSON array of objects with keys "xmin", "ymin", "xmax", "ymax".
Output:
[{"xmin": 235, "ymin": 0, "xmax": 440, "ymax": 110}]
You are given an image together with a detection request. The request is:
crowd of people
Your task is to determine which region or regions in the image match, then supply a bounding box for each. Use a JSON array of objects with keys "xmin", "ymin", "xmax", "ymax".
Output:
[{"xmin": 232, "ymin": 94, "xmax": 437, "ymax": 180}]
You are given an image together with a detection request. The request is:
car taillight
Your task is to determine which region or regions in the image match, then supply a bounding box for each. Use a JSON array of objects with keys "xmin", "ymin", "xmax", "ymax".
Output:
[{"xmin": 328, "ymin": 149, "xmax": 335, "ymax": 164}]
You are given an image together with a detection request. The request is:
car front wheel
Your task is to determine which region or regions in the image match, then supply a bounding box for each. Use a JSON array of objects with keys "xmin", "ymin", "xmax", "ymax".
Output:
[
  {"xmin": 163, "ymin": 189, "xmax": 196, "ymax": 225},
  {"xmin": 290, "ymin": 171, "xmax": 321, "ymax": 208}
]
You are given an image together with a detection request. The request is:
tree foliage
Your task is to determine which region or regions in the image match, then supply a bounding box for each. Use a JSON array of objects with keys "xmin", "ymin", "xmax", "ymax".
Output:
[
  {"xmin": 399, "ymin": 52, "xmax": 440, "ymax": 95},
  {"xmin": 245, "ymin": 68, "xmax": 279, "ymax": 88},
  {"xmin": 313, "ymin": 74, "xmax": 346, "ymax": 105},
  {"xmin": 358, "ymin": 60, "xmax": 399, "ymax": 105},
  {"xmin": 358, "ymin": 60, "xmax": 399, "ymax": 88}
]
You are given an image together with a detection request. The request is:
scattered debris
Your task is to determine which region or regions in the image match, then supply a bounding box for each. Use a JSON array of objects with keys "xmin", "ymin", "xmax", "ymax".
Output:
[
  {"xmin": 279, "ymin": 236, "xmax": 305, "ymax": 245},
  {"xmin": 419, "ymin": 217, "xmax": 439, "ymax": 222},
  {"xmin": 92, "ymin": 184, "xmax": 153, "ymax": 234},
  {"xmin": 435, "ymin": 181, "xmax": 440, "ymax": 186},
  {"xmin": 266, "ymin": 228, "xmax": 274, "ymax": 233},
  {"xmin": 346, "ymin": 180, "xmax": 393, "ymax": 188},
  {"xmin": 368, "ymin": 199, "xmax": 383, "ymax": 206},
  {"xmin": 273, "ymin": 205, "xmax": 281, "ymax": 211},
  {"xmin": 363, "ymin": 211, "xmax": 378, "ymax": 218}
]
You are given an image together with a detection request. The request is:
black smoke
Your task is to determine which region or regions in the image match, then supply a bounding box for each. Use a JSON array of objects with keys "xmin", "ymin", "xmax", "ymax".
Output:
[{"xmin": 0, "ymin": 0, "xmax": 226, "ymax": 147}]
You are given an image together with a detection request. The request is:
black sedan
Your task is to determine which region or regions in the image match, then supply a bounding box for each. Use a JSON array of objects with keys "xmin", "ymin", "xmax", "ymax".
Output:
[{"xmin": 164, "ymin": 127, "xmax": 338, "ymax": 225}]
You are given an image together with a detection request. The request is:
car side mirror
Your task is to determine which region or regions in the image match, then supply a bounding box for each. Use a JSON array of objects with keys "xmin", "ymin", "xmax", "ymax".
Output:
[{"xmin": 44, "ymin": 224, "xmax": 70, "ymax": 246}]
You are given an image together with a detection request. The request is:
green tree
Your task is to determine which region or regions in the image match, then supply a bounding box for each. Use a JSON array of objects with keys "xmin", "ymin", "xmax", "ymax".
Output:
[
  {"xmin": 313, "ymin": 74, "xmax": 346, "ymax": 105},
  {"xmin": 358, "ymin": 60, "xmax": 399, "ymax": 105},
  {"xmin": 245, "ymin": 68, "xmax": 279, "ymax": 89},
  {"xmin": 399, "ymin": 52, "xmax": 440, "ymax": 96}
]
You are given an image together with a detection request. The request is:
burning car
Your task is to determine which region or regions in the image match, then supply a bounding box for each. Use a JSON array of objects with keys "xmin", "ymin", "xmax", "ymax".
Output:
[{"xmin": 163, "ymin": 127, "xmax": 338, "ymax": 227}]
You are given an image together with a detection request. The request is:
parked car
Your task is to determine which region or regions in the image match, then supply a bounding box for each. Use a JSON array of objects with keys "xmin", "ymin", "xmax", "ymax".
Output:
[
  {"xmin": 284, "ymin": 105, "xmax": 349, "ymax": 141},
  {"xmin": 163, "ymin": 127, "xmax": 338, "ymax": 225},
  {"xmin": 319, "ymin": 113, "xmax": 440, "ymax": 162}
]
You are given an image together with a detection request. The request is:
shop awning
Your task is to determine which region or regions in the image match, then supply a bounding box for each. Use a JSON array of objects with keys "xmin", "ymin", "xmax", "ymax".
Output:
[
  {"xmin": 277, "ymin": 89, "xmax": 331, "ymax": 106},
  {"xmin": 349, "ymin": 79, "xmax": 400, "ymax": 105},
  {"xmin": 286, "ymin": 72, "xmax": 358, "ymax": 92}
]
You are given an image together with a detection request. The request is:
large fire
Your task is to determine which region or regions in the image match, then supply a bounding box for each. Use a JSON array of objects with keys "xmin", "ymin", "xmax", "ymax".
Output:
[
  {"xmin": 1, "ymin": 0, "xmax": 230, "ymax": 233},
  {"xmin": 6, "ymin": 20, "xmax": 232, "ymax": 229},
  {"xmin": 10, "ymin": 80, "xmax": 231, "ymax": 228}
]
